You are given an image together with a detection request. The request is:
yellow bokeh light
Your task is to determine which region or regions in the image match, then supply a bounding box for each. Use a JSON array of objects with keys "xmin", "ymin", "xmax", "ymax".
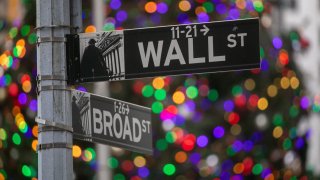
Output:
[
  {"xmin": 290, "ymin": 77, "xmax": 299, "ymax": 89},
  {"xmin": 173, "ymin": 91, "xmax": 185, "ymax": 104},
  {"xmin": 280, "ymin": 77, "xmax": 290, "ymax": 89},
  {"xmin": 145, "ymin": 2, "xmax": 157, "ymax": 13},
  {"xmin": 152, "ymin": 77, "xmax": 165, "ymax": 89},
  {"xmin": 22, "ymin": 81, "xmax": 32, "ymax": 93},
  {"xmin": 32, "ymin": 140, "xmax": 38, "ymax": 151},
  {"xmin": 267, "ymin": 85, "xmax": 278, "ymax": 98},
  {"xmin": 179, "ymin": 0, "xmax": 191, "ymax": 12},
  {"xmin": 133, "ymin": 156, "xmax": 146, "ymax": 167},
  {"xmin": 73, "ymin": 145, "xmax": 82, "ymax": 158},
  {"xmin": 244, "ymin": 78, "xmax": 255, "ymax": 91},
  {"xmin": 257, "ymin": 97, "xmax": 268, "ymax": 110},
  {"xmin": 273, "ymin": 126, "xmax": 283, "ymax": 139},
  {"xmin": 85, "ymin": 25, "xmax": 96, "ymax": 33}
]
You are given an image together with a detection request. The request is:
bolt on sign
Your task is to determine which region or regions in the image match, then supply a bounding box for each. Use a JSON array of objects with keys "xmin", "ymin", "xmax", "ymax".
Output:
[
  {"xmin": 72, "ymin": 90, "xmax": 152, "ymax": 154},
  {"xmin": 66, "ymin": 18, "xmax": 260, "ymax": 84}
]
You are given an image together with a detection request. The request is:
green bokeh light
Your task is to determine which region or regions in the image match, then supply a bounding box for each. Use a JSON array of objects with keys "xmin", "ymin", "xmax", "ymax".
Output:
[
  {"xmin": 208, "ymin": 89, "xmax": 219, "ymax": 102},
  {"xmin": 289, "ymin": 105, "xmax": 299, "ymax": 118},
  {"xmin": 28, "ymin": 33, "xmax": 37, "ymax": 44},
  {"xmin": 155, "ymin": 89, "xmax": 166, "ymax": 101},
  {"xmin": 22, "ymin": 165, "xmax": 31, "ymax": 177},
  {"xmin": 253, "ymin": 1, "xmax": 264, "ymax": 13},
  {"xmin": 21, "ymin": 25, "xmax": 30, "ymax": 37},
  {"xmin": 260, "ymin": 46, "xmax": 265, "ymax": 58},
  {"xmin": 142, "ymin": 85, "xmax": 154, "ymax": 98},
  {"xmin": 252, "ymin": 164, "xmax": 263, "ymax": 175},
  {"xmin": 165, "ymin": 132, "xmax": 175, "ymax": 143},
  {"xmin": 283, "ymin": 138, "xmax": 292, "ymax": 150},
  {"xmin": 203, "ymin": 2, "xmax": 214, "ymax": 13},
  {"xmin": 231, "ymin": 85, "xmax": 242, "ymax": 96},
  {"xmin": 226, "ymin": 146, "xmax": 236, "ymax": 156},
  {"xmin": 107, "ymin": 157, "xmax": 119, "ymax": 169},
  {"xmin": 156, "ymin": 139, "xmax": 168, "ymax": 151},
  {"xmin": 163, "ymin": 164, "xmax": 176, "ymax": 176},
  {"xmin": 152, "ymin": 101, "xmax": 163, "ymax": 114},
  {"xmin": 12, "ymin": 133, "xmax": 21, "ymax": 145},
  {"xmin": 273, "ymin": 114, "xmax": 283, "ymax": 126},
  {"xmin": 9, "ymin": 27, "xmax": 18, "ymax": 39},
  {"xmin": 113, "ymin": 173, "xmax": 125, "ymax": 180},
  {"xmin": 103, "ymin": 23, "xmax": 115, "ymax": 31},
  {"xmin": 186, "ymin": 86, "xmax": 198, "ymax": 99}
]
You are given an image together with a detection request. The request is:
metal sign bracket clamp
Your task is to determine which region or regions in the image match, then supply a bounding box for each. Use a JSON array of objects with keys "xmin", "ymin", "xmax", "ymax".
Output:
[
  {"xmin": 36, "ymin": 85, "xmax": 71, "ymax": 95},
  {"xmin": 35, "ymin": 117, "xmax": 73, "ymax": 133},
  {"xmin": 36, "ymin": 37, "xmax": 67, "ymax": 46},
  {"xmin": 36, "ymin": 142, "xmax": 73, "ymax": 152}
]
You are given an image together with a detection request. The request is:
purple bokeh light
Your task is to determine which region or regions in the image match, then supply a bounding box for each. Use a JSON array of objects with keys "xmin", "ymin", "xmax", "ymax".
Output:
[
  {"xmin": 224, "ymin": 100, "xmax": 234, "ymax": 112},
  {"xmin": 138, "ymin": 167, "xmax": 150, "ymax": 178},
  {"xmin": 116, "ymin": 10, "xmax": 127, "ymax": 22},
  {"xmin": 300, "ymin": 96, "xmax": 309, "ymax": 109},
  {"xmin": 213, "ymin": 126, "xmax": 225, "ymax": 138},
  {"xmin": 157, "ymin": 2, "xmax": 168, "ymax": 14},
  {"xmin": 18, "ymin": 93, "xmax": 28, "ymax": 105},
  {"xmin": 216, "ymin": 4, "xmax": 227, "ymax": 14},
  {"xmin": 110, "ymin": 0, "xmax": 121, "ymax": 10},
  {"xmin": 197, "ymin": 12, "xmax": 209, "ymax": 22},
  {"xmin": 197, "ymin": 135, "xmax": 208, "ymax": 148},
  {"xmin": 272, "ymin": 37, "xmax": 283, "ymax": 49}
]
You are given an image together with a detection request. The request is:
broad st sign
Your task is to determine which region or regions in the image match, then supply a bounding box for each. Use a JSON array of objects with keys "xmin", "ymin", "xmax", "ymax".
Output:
[
  {"xmin": 67, "ymin": 18, "xmax": 260, "ymax": 84},
  {"xmin": 72, "ymin": 90, "xmax": 152, "ymax": 154}
]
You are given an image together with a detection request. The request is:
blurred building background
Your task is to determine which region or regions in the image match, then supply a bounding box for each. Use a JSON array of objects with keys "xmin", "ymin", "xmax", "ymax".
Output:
[{"xmin": 0, "ymin": 0, "xmax": 319, "ymax": 179}]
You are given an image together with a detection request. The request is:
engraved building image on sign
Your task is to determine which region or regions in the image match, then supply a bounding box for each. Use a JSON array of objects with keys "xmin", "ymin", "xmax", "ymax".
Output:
[
  {"xmin": 79, "ymin": 31, "xmax": 125, "ymax": 81},
  {"xmin": 72, "ymin": 90, "xmax": 92, "ymax": 141}
]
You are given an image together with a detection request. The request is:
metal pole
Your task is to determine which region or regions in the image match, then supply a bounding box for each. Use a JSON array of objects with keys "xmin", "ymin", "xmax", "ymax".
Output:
[
  {"xmin": 37, "ymin": 0, "xmax": 72, "ymax": 179},
  {"xmin": 93, "ymin": 0, "xmax": 112, "ymax": 179}
]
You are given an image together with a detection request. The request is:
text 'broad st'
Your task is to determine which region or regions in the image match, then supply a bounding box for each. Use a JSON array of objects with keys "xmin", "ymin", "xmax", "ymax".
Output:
[{"xmin": 72, "ymin": 90, "xmax": 152, "ymax": 154}]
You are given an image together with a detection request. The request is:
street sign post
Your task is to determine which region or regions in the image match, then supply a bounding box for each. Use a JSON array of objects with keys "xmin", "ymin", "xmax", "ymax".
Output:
[
  {"xmin": 67, "ymin": 18, "xmax": 260, "ymax": 84},
  {"xmin": 71, "ymin": 90, "xmax": 152, "ymax": 155}
]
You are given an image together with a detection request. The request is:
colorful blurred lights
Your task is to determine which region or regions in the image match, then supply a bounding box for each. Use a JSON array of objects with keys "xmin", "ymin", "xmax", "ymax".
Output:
[
  {"xmin": 163, "ymin": 164, "xmax": 176, "ymax": 176},
  {"xmin": 152, "ymin": 77, "xmax": 165, "ymax": 89},
  {"xmin": 213, "ymin": 126, "xmax": 225, "ymax": 138},
  {"xmin": 197, "ymin": 135, "xmax": 208, "ymax": 148},
  {"xmin": 145, "ymin": 2, "xmax": 157, "ymax": 14},
  {"xmin": 173, "ymin": 91, "xmax": 185, "ymax": 104},
  {"xmin": 179, "ymin": 1, "xmax": 191, "ymax": 12},
  {"xmin": 138, "ymin": 167, "xmax": 149, "ymax": 178},
  {"xmin": 300, "ymin": 96, "xmax": 309, "ymax": 109},
  {"xmin": 133, "ymin": 156, "xmax": 146, "ymax": 167},
  {"xmin": 272, "ymin": 37, "xmax": 283, "ymax": 49},
  {"xmin": 72, "ymin": 145, "xmax": 81, "ymax": 158},
  {"xmin": 257, "ymin": 97, "xmax": 268, "ymax": 110},
  {"xmin": 110, "ymin": 0, "xmax": 121, "ymax": 10},
  {"xmin": 157, "ymin": 2, "xmax": 168, "ymax": 14},
  {"xmin": 175, "ymin": 151, "xmax": 187, "ymax": 163}
]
